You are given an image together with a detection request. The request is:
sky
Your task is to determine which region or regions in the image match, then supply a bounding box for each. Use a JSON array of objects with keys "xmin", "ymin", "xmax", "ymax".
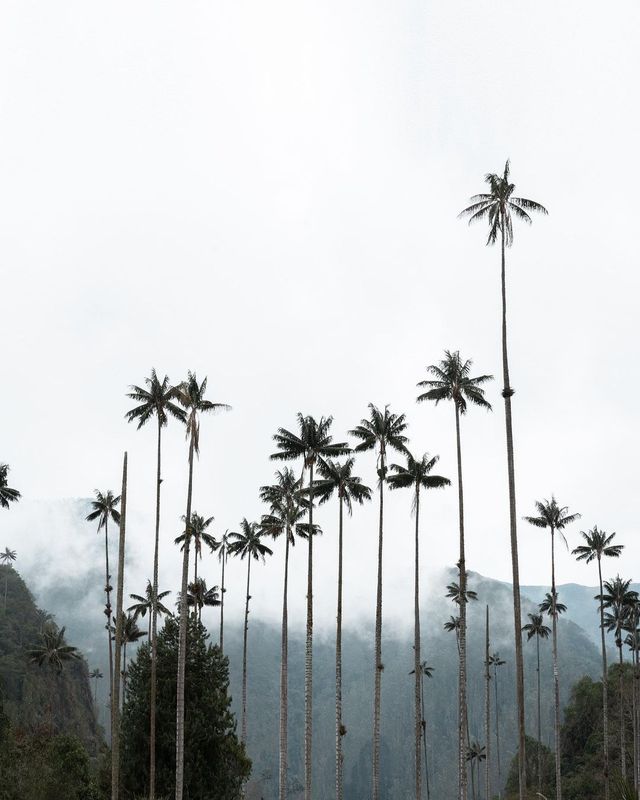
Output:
[{"xmin": 2, "ymin": 1, "xmax": 639, "ymax": 629}]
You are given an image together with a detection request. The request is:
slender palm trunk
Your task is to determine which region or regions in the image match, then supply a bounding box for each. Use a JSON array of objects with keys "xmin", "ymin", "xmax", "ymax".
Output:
[
  {"xmin": 175, "ymin": 438, "xmax": 194, "ymax": 800},
  {"xmin": 550, "ymin": 528, "xmax": 562, "ymax": 800},
  {"xmin": 494, "ymin": 664, "xmax": 502, "ymax": 793},
  {"xmin": 122, "ymin": 643, "xmax": 128, "ymax": 714},
  {"xmin": 455, "ymin": 405, "xmax": 468, "ymax": 800},
  {"xmin": 634, "ymin": 627, "xmax": 639, "ymax": 798},
  {"xmin": 219, "ymin": 550, "xmax": 226, "ymax": 652},
  {"xmin": 372, "ymin": 457, "xmax": 385, "ymax": 800},
  {"xmin": 194, "ymin": 546, "xmax": 198, "ymax": 585},
  {"xmin": 104, "ymin": 519, "xmax": 114, "ymax": 720},
  {"xmin": 112, "ymin": 453, "xmax": 128, "ymax": 800},
  {"xmin": 414, "ymin": 486, "xmax": 422, "ymax": 800},
  {"xmin": 619, "ymin": 642, "xmax": 626, "ymax": 779},
  {"xmin": 500, "ymin": 223, "xmax": 526, "ymax": 800},
  {"xmin": 336, "ymin": 496, "xmax": 344, "ymax": 800},
  {"xmin": 149, "ymin": 419, "xmax": 162, "ymax": 800},
  {"xmin": 279, "ymin": 530, "xmax": 290, "ymax": 800},
  {"xmin": 485, "ymin": 607, "xmax": 491, "ymax": 800},
  {"xmin": 597, "ymin": 557, "xmax": 610, "ymax": 800},
  {"xmin": 536, "ymin": 636, "xmax": 541, "ymax": 794},
  {"xmin": 304, "ymin": 462, "xmax": 314, "ymax": 800},
  {"xmin": 421, "ymin": 672, "xmax": 431, "ymax": 800},
  {"xmin": 470, "ymin": 757, "xmax": 476, "ymax": 800},
  {"xmin": 241, "ymin": 556, "xmax": 252, "ymax": 744}
]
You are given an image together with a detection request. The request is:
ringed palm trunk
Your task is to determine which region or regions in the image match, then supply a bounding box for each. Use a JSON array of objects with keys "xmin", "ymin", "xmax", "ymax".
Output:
[
  {"xmin": 279, "ymin": 529, "xmax": 291, "ymax": 800},
  {"xmin": 413, "ymin": 486, "xmax": 422, "ymax": 800},
  {"xmin": 372, "ymin": 456, "xmax": 385, "ymax": 800},
  {"xmin": 149, "ymin": 417, "xmax": 162, "ymax": 800},
  {"xmin": 304, "ymin": 462, "xmax": 314, "ymax": 800},
  {"xmin": 597, "ymin": 557, "xmax": 610, "ymax": 800},
  {"xmin": 494, "ymin": 664, "xmax": 501, "ymax": 793},
  {"xmin": 485, "ymin": 606, "xmax": 491, "ymax": 800},
  {"xmin": 104, "ymin": 518, "xmax": 114, "ymax": 720},
  {"xmin": 536, "ymin": 636, "xmax": 541, "ymax": 794},
  {"xmin": 241, "ymin": 555, "xmax": 252, "ymax": 744},
  {"xmin": 220, "ymin": 550, "xmax": 226, "ymax": 652},
  {"xmin": 500, "ymin": 222, "xmax": 526, "ymax": 800},
  {"xmin": 336, "ymin": 496, "xmax": 344, "ymax": 800},
  {"xmin": 455, "ymin": 405, "xmax": 468, "ymax": 800},
  {"xmin": 112, "ymin": 453, "xmax": 127, "ymax": 800},
  {"xmin": 175, "ymin": 438, "xmax": 195, "ymax": 800},
  {"xmin": 421, "ymin": 671, "xmax": 431, "ymax": 800},
  {"xmin": 619, "ymin": 640, "xmax": 626, "ymax": 779},
  {"xmin": 550, "ymin": 527, "xmax": 562, "ymax": 800}
]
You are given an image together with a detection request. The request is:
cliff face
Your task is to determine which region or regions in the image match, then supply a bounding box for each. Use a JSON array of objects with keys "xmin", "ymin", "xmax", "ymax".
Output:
[{"xmin": 0, "ymin": 565, "xmax": 101, "ymax": 753}]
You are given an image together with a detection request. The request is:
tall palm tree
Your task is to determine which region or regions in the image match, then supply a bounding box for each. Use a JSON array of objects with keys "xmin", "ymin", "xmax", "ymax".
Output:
[
  {"xmin": 1, "ymin": 547, "xmax": 17, "ymax": 612},
  {"xmin": 445, "ymin": 615, "xmax": 462, "ymax": 654},
  {"xmin": 601, "ymin": 577, "xmax": 638, "ymax": 779},
  {"xmin": 0, "ymin": 464, "xmax": 21, "ymax": 508},
  {"xmin": 524, "ymin": 496, "xmax": 580, "ymax": 800},
  {"xmin": 572, "ymin": 526, "xmax": 624, "ymax": 800},
  {"xmin": 112, "ymin": 453, "xmax": 128, "ymax": 800},
  {"xmin": 217, "ymin": 531, "xmax": 231, "ymax": 652},
  {"xmin": 111, "ymin": 612, "xmax": 146, "ymax": 710},
  {"xmin": 349, "ymin": 403, "xmax": 409, "ymax": 800},
  {"xmin": 173, "ymin": 372, "xmax": 229, "ymax": 800},
  {"xmin": 175, "ymin": 512, "xmax": 218, "ymax": 583},
  {"xmin": 186, "ymin": 578, "xmax": 221, "ymax": 623},
  {"xmin": 410, "ymin": 661, "xmax": 435, "ymax": 800},
  {"xmin": 228, "ymin": 519, "xmax": 273, "ymax": 745},
  {"xmin": 460, "ymin": 162, "xmax": 547, "ymax": 800},
  {"xmin": 29, "ymin": 625, "xmax": 80, "ymax": 671},
  {"xmin": 523, "ymin": 613, "xmax": 551, "ymax": 794},
  {"xmin": 466, "ymin": 741, "xmax": 486, "ymax": 800},
  {"xmin": 484, "ymin": 607, "xmax": 491, "ymax": 800},
  {"xmin": 271, "ymin": 414, "xmax": 348, "ymax": 800},
  {"xmin": 388, "ymin": 452, "xmax": 450, "ymax": 800},
  {"xmin": 259, "ymin": 467, "xmax": 314, "ymax": 800},
  {"xmin": 126, "ymin": 370, "xmax": 185, "ymax": 800},
  {"xmin": 90, "ymin": 668, "xmax": 103, "ymax": 707},
  {"xmin": 417, "ymin": 350, "xmax": 492, "ymax": 800},
  {"xmin": 86, "ymin": 490, "xmax": 121, "ymax": 715},
  {"xmin": 624, "ymin": 602, "xmax": 640, "ymax": 794},
  {"xmin": 128, "ymin": 581, "xmax": 172, "ymax": 639},
  {"xmin": 313, "ymin": 458, "xmax": 372, "ymax": 800},
  {"xmin": 488, "ymin": 653, "xmax": 506, "ymax": 787}
]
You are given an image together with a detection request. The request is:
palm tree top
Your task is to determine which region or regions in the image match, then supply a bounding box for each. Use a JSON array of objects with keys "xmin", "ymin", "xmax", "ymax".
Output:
[
  {"xmin": 0, "ymin": 547, "xmax": 17, "ymax": 566},
  {"xmin": 572, "ymin": 526, "xmax": 623, "ymax": 563},
  {"xmin": 29, "ymin": 625, "xmax": 80, "ymax": 672},
  {"xmin": 446, "ymin": 580, "xmax": 478, "ymax": 605},
  {"xmin": 85, "ymin": 490, "xmax": 121, "ymax": 529},
  {"xmin": 175, "ymin": 512, "xmax": 218, "ymax": 554},
  {"xmin": 312, "ymin": 457, "xmax": 372, "ymax": 515},
  {"xmin": 349, "ymin": 404, "xmax": 409, "ymax": 479},
  {"xmin": 458, "ymin": 160, "xmax": 548, "ymax": 247},
  {"xmin": 228, "ymin": 519, "xmax": 273, "ymax": 562},
  {"xmin": 110, "ymin": 612, "xmax": 147, "ymax": 645},
  {"xmin": 409, "ymin": 661, "xmax": 435, "ymax": 678},
  {"xmin": 0, "ymin": 464, "xmax": 21, "ymax": 509},
  {"xmin": 174, "ymin": 371, "xmax": 231, "ymax": 455},
  {"xmin": 599, "ymin": 576, "xmax": 639, "ymax": 610},
  {"xmin": 444, "ymin": 615, "xmax": 461, "ymax": 633},
  {"xmin": 125, "ymin": 369, "xmax": 186, "ymax": 429},
  {"xmin": 489, "ymin": 652, "xmax": 506, "ymax": 667},
  {"xmin": 523, "ymin": 495, "xmax": 581, "ymax": 548},
  {"xmin": 539, "ymin": 591, "xmax": 567, "ymax": 618},
  {"xmin": 522, "ymin": 613, "xmax": 551, "ymax": 641},
  {"xmin": 417, "ymin": 350, "xmax": 493, "ymax": 415},
  {"xmin": 186, "ymin": 578, "xmax": 221, "ymax": 609},
  {"xmin": 128, "ymin": 580, "xmax": 172, "ymax": 619},
  {"xmin": 388, "ymin": 452, "xmax": 450, "ymax": 510},
  {"xmin": 90, "ymin": 668, "xmax": 103, "ymax": 679},
  {"xmin": 271, "ymin": 413, "xmax": 349, "ymax": 468}
]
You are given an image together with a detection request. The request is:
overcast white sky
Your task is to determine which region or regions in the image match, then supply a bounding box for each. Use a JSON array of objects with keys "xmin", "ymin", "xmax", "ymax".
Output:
[{"xmin": 2, "ymin": 2, "xmax": 639, "ymax": 628}]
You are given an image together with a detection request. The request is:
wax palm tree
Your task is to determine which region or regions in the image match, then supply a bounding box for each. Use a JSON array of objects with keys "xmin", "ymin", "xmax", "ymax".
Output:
[
  {"xmin": 173, "ymin": 372, "xmax": 230, "ymax": 800},
  {"xmin": 409, "ymin": 662, "xmax": 435, "ymax": 800},
  {"xmin": 572, "ymin": 527, "xmax": 624, "ymax": 800},
  {"xmin": 111, "ymin": 612, "xmax": 147, "ymax": 710},
  {"xmin": 90, "ymin": 668, "xmax": 103, "ymax": 706},
  {"xmin": 0, "ymin": 464, "xmax": 20, "ymax": 509},
  {"xmin": 86, "ymin": 490, "xmax": 120, "ymax": 714},
  {"xmin": 259, "ymin": 468, "xmax": 313, "ymax": 800},
  {"xmin": 186, "ymin": 578, "xmax": 221, "ymax": 622},
  {"xmin": 446, "ymin": 579, "xmax": 479, "ymax": 606},
  {"xmin": 175, "ymin": 512, "xmax": 218, "ymax": 583},
  {"xmin": 624, "ymin": 601, "xmax": 640, "ymax": 794},
  {"xmin": 29, "ymin": 625, "xmax": 80, "ymax": 672},
  {"xmin": 523, "ymin": 613, "xmax": 551, "ymax": 794},
  {"xmin": 217, "ymin": 531, "xmax": 231, "ymax": 652},
  {"xmin": 271, "ymin": 414, "xmax": 348, "ymax": 800},
  {"xmin": 460, "ymin": 162, "xmax": 547, "ymax": 799},
  {"xmin": 228, "ymin": 519, "xmax": 273, "ymax": 745},
  {"xmin": 489, "ymin": 653, "xmax": 506, "ymax": 783},
  {"xmin": 417, "ymin": 350, "xmax": 492, "ymax": 800},
  {"xmin": 126, "ymin": 369, "xmax": 185, "ymax": 800},
  {"xmin": 128, "ymin": 581, "xmax": 172, "ymax": 639},
  {"xmin": 444, "ymin": 616, "xmax": 462, "ymax": 654},
  {"xmin": 601, "ymin": 577, "xmax": 638, "ymax": 779},
  {"xmin": 466, "ymin": 741, "xmax": 486, "ymax": 800},
  {"xmin": 312, "ymin": 458, "xmax": 372, "ymax": 800},
  {"xmin": 524, "ymin": 496, "xmax": 580, "ymax": 800},
  {"xmin": 1, "ymin": 547, "xmax": 17, "ymax": 612},
  {"xmin": 349, "ymin": 404, "xmax": 408, "ymax": 800}
]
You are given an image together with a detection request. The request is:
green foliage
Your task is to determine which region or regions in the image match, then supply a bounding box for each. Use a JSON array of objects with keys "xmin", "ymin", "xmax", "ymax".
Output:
[
  {"xmin": 121, "ymin": 615, "xmax": 250, "ymax": 799},
  {"xmin": 504, "ymin": 735, "xmax": 555, "ymax": 798}
]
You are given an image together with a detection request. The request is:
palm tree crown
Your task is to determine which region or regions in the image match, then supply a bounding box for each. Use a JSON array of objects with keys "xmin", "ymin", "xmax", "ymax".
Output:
[
  {"xmin": 175, "ymin": 513, "xmax": 218, "ymax": 559},
  {"xmin": 85, "ymin": 490, "xmax": 121, "ymax": 529},
  {"xmin": 29, "ymin": 625, "xmax": 80, "ymax": 672},
  {"xmin": 458, "ymin": 160, "xmax": 548, "ymax": 246},
  {"xmin": 522, "ymin": 613, "xmax": 551, "ymax": 642},
  {"xmin": 387, "ymin": 453, "xmax": 450, "ymax": 507},
  {"xmin": 523, "ymin": 496, "xmax": 581, "ymax": 546},
  {"xmin": 417, "ymin": 351, "xmax": 493, "ymax": 414},
  {"xmin": 175, "ymin": 372, "xmax": 231, "ymax": 455},
  {"xmin": 0, "ymin": 547, "xmax": 17, "ymax": 566},
  {"xmin": 446, "ymin": 578, "xmax": 478, "ymax": 606},
  {"xmin": 271, "ymin": 413, "xmax": 350, "ymax": 470},
  {"xmin": 313, "ymin": 457, "xmax": 372, "ymax": 513},
  {"xmin": 228, "ymin": 519, "xmax": 274, "ymax": 563},
  {"xmin": 259, "ymin": 468, "xmax": 316, "ymax": 545},
  {"xmin": 0, "ymin": 464, "xmax": 21, "ymax": 509},
  {"xmin": 349, "ymin": 404, "xmax": 409, "ymax": 479},
  {"xmin": 127, "ymin": 580, "xmax": 172, "ymax": 621},
  {"xmin": 572, "ymin": 527, "xmax": 623, "ymax": 564},
  {"xmin": 539, "ymin": 592, "xmax": 567, "ymax": 618},
  {"xmin": 125, "ymin": 369, "xmax": 186, "ymax": 429}
]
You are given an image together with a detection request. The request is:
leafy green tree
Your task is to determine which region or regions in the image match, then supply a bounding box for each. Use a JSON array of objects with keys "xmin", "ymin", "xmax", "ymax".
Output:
[
  {"xmin": 350, "ymin": 403, "xmax": 409, "ymax": 800},
  {"xmin": 522, "ymin": 613, "xmax": 551, "ymax": 794},
  {"xmin": 271, "ymin": 413, "xmax": 348, "ymax": 800},
  {"xmin": 173, "ymin": 372, "xmax": 230, "ymax": 800},
  {"xmin": 126, "ymin": 368, "xmax": 185, "ymax": 800},
  {"xmin": 175, "ymin": 512, "xmax": 218, "ymax": 584},
  {"xmin": 460, "ymin": 162, "xmax": 547, "ymax": 800},
  {"xmin": 388, "ymin": 452, "xmax": 449, "ymax": 800},
  {"xmin": 524, "ymin": 496, "xmax": 580, "ymax": 800},
  {"xmin": 228, "ymin": 519, "xmax": 273, "ymax": 745},
  {"xmin": 121, "ymin": 616, "xmax": 250, "ymax": 800},
  {"xmin": 417, "ymin": 350, "xmax": 492, "ymax": 800},
  {"xmin": 573, "ymin": 527, "xmax": 624, "ymax": 800},
  {"xmin": 313, "ymin": 457, "xmax": 372, "ymax": 800},
  {"xmin": 0, "ymin": 464, "xmax": 20, "ymax": 509}
]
